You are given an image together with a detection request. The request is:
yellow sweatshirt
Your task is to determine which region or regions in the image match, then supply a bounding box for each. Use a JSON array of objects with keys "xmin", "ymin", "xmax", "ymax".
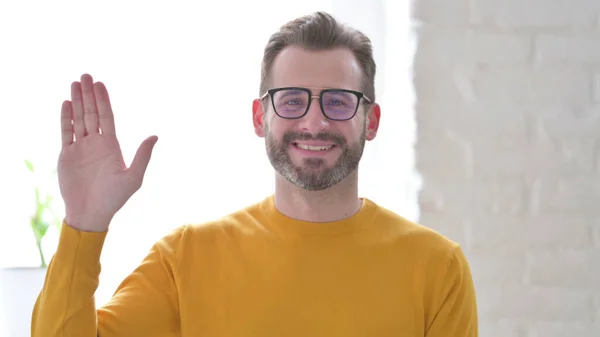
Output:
[{"xmin": 32, "ymin": 196, "xmax": 478, "ymax": 336}]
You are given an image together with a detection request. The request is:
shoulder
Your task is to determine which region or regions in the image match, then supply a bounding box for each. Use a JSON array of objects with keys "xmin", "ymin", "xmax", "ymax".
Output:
[
  {"xmin": 155, "ymin": 198, "xmax": 268, "ymax": 250},
  {"xmin": 367, "ymin": 200, "xmax": 474, "ymax": 291},
  {"xmin": 367, "ymin": 199, "xmax": 474, "ymax": 295},
  {"xmin": 367, "ymin": 199, "xmax": 461, "ymax": 259}
]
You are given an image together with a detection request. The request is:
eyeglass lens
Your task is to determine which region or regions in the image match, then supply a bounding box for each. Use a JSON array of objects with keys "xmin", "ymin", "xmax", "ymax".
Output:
[{"xmin": 272, "ymin": 89, "xmax": 358, "ymax": 120}]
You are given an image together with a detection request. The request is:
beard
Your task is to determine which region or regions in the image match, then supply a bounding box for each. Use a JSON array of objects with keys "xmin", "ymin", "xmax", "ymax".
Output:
[{"xmin": 265, "ymin": 126, "xmax": 366, "ymax": 191}]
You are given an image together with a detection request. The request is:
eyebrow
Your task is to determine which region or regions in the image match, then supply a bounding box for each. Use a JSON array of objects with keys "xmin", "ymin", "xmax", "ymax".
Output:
[{"xmin": 278, "ymin": 90, "xmax": 306, "ymax": 97}]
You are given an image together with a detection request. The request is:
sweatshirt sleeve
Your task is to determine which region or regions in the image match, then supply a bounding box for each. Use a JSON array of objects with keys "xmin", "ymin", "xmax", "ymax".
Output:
[
  {"xmin": 425, "ymin": 246, "xmax": 479, "ymax": 337},
  {"xmin": 31, "ymin": 222, "xmax": 184, "ymax": 337}
]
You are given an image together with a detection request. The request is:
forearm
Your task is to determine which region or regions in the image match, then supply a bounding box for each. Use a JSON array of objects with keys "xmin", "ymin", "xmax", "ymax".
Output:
[{"xmin": 31, "ymin": 222, "xmax": 107, "ymax": 337}]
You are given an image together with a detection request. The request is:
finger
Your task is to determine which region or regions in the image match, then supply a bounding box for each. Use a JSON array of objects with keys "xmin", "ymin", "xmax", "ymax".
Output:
[
  {"xmin": 128, "ymin": 136, "xmax": 159, "ymax": 185},
  {"xmin": 81, "ymin": 74, "xmax": 99, "ymax": 135},
  {"xmin": 70, "ymin": 81, "xmax": 86, "ymax": 139},
  {"xmin": 60, "ymin": 100, "xmax": 74, "ymax": 147},
  {"xmin": 93, "ymin": 82, "xmax": 117, "ymax": 136}
]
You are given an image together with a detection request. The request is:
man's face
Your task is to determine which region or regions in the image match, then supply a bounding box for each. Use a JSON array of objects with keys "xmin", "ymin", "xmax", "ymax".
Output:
[{"xmin": 253, "ymin": 46, "xmax": 380, "ymax": 191}]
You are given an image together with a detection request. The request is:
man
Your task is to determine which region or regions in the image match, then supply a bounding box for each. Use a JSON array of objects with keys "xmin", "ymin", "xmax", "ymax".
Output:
[{"xmin": 32, "ymin": 11, "xmax": 478, "ymax": 337}]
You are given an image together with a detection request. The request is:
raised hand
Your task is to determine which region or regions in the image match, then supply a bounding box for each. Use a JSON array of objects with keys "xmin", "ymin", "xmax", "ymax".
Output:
[{"xmin": 58, "ymin": 74, "xmax": 158, "ymax": 232}]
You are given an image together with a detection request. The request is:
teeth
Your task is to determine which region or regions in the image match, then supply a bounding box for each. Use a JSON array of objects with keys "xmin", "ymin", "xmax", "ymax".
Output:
[{"xmin": 296, "ymin": 143, "xmax": 334, "ymax": 151}]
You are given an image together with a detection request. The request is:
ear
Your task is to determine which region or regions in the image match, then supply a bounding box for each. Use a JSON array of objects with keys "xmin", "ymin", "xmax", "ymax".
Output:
[
  {"xmin": 252, "ymin": 99, "xmax": 266, "ymax": 138},
  {"xmin": 365, "ymin": 103, "xmax": 381, "ymax": 141}
]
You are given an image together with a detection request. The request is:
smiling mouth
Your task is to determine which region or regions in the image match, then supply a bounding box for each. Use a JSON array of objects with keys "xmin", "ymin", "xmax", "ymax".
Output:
[{"xmin": 292, "ymin": 142, "xmax": 336, "ymax": 151}]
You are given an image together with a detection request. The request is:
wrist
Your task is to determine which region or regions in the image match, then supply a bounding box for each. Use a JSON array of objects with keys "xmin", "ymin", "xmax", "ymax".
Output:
[{"xmin": 64, "ymin": 213, "xmax": 112, "ymax": 232}]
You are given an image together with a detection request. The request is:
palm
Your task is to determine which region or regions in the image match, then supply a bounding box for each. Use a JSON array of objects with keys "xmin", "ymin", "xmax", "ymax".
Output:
[
  {"xmin": 58, "ymin": 74, "xmax": 157, "ymax": 231},
  {"xmin": 59, "ymin": 134, "xmax": 127, "ymax": 221}
]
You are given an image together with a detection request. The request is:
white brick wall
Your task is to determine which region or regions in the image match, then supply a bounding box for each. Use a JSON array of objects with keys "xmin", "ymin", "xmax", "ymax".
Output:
[{"xmin": 412, "ymin": 0, "xmax": 600, "ymax": 336}]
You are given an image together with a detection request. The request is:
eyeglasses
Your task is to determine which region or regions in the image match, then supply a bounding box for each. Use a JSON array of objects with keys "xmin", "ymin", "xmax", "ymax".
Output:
[{"xmin": 260, "ymin": 87, "xmax": 372, "ymax": 121}]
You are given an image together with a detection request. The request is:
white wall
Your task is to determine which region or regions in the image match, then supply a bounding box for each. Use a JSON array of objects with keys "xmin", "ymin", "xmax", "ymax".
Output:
[{"xmin": 413, "ymin": 0, "xmax": 600, "ymax": 336}]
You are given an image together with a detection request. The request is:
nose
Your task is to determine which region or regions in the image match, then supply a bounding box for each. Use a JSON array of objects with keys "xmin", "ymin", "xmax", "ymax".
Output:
[{"xmin": 297, "ymin": 96, "xmax": 330, "ymax": 133}]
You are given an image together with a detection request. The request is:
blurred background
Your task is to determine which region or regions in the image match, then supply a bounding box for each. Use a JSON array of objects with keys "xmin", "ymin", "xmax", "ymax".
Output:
[{"xmin": 0, "ymin": 0, "xmax": 598, "ymax": 336}]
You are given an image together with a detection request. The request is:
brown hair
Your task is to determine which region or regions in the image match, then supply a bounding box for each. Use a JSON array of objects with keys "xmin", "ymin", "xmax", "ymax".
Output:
[{"xmin": 259, "ymin": 11, "xmax": 377, "ymax": 103}]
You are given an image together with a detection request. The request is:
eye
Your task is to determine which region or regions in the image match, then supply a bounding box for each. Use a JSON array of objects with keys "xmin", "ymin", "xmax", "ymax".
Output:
[
  {"xmin": 285, "ymin": 99, "xmax": 302, "ymax": 105},
  {"xmin": 326, "ymin": 99, "xmax": 345, "ymax": 106}
]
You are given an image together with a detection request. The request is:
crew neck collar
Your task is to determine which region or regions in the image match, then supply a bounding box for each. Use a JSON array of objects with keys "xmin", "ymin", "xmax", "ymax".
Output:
[{"xmin": 258, "ymin": 195, "xmax": 378, "ymax": 237}]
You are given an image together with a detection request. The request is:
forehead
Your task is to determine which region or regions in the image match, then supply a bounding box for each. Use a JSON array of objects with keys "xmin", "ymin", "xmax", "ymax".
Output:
[{"xmin": 270, "ymin": 45, "xmax": 362, "ymax": 91}]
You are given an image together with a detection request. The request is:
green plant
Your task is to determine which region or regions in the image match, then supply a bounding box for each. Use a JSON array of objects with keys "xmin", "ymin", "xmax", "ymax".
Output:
[{"xmin": 25, "ymin": 159, "xmax": 62, "ymax": 268}]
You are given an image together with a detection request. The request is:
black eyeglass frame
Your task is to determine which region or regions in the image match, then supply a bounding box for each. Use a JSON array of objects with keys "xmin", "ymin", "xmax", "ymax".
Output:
[{"xmin": 260, "ymin": 87, "xmax": 372, "ymax": 121}]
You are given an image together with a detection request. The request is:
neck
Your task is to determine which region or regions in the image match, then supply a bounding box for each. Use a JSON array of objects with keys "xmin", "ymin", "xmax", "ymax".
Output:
[{"xmin": 273, "ymin": 170, "xmax": 362, "ymax": 223}]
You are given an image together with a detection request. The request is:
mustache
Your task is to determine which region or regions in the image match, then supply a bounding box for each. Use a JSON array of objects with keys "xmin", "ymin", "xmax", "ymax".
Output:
[{"xmin": 282, "ymin": 132, "xmax": 346, "ymax": 146}]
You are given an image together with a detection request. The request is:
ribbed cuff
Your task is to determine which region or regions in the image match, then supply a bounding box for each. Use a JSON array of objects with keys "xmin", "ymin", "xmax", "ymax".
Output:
[{"xmin": 56, "ymin": 221, "xmax": 108, "ymax": 264}]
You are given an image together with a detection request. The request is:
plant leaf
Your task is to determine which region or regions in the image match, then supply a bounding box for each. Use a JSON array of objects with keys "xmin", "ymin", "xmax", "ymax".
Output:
[
  {"xmin": 35, "ymin": 187, "xmax": 41, "ymax": 205},
  {"xmin": 39, "ymin": 221, "xmax": 50, "ymax": 237},
  {"xmin": 31, "ymin": 217, "xmax": 50, "ymax": 239},
  {"xmin": 25, "ymin": 159, "xmax": 34, "ymax": 173},
  {"xmin": 30, "ymin": 217, "xmax": 43, "ymax": 242}
]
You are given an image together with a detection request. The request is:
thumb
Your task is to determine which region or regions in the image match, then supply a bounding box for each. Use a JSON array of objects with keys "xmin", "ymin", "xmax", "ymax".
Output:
[{"xmin": 128, "ymin": 135, "xmax": 159, "ymax": 182}]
